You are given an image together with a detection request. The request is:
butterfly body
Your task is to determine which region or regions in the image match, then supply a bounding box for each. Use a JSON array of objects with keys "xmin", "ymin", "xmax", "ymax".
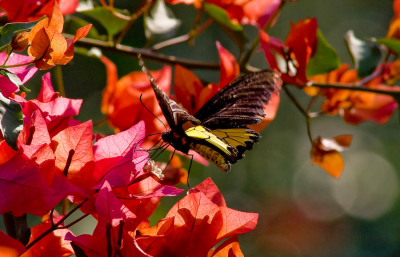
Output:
[{"xmin": 139, "ymin": 55, "xmax": 280, "ymax": 172}]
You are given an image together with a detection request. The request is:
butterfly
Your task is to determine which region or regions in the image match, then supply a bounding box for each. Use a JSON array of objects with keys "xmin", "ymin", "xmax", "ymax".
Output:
[{"xmin": 139, "ymin": 55, "xmax": 280, "ymax": 172}]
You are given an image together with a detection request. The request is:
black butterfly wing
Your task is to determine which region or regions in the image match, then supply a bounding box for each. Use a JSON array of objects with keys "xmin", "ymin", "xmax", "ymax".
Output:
[
  {"xmin": 194, "ymin": 70, "xmax": 280, "ymax": 129},
  {"xmin": 138, "ymin": 55, "xmax": 200, "ymax": 130}
]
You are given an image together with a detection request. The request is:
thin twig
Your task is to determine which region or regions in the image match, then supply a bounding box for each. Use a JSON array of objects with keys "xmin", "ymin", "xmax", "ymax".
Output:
[
  {"xmin": 115, "ymin": 0, "xmax": 155, "ymax": 45},
  {"xmin": 151, "ymin": 19, "xmax": 213, "ymax": 51},
  {"xmin": 25, "ymin": 199, "xmax": 88, "ymax": 250},
  {"xmin": 70, "ymin": 34, "xmax": 220, "ymax": 69},
  {"xmin": 308, "ymin": 82, "xmax": 400, "ymax": 98},
  {"xmin": 283, "ymin": 84, "xmax": 313, "ymax": 143}
]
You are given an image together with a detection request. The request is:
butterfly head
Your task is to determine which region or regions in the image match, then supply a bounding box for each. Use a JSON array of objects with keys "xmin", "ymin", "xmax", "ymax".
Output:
[{"xmin": 162, "ymin": 131, "xmax": 191, "ymax": 154}]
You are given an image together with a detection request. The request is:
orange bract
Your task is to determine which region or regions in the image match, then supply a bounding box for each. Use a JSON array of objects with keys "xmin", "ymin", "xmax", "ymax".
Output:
[
  {"xmin": 101, "ymin": 56, "xmax": 172, "ymax": 136},
  {"xmin": 309, "ymin": 64, "xmax": 400, "ymax": 124},
  {"xmin": 27, "ymin": 2, "xmax": 91, "ymax": 70},
  {"xmin": 311, "ymin": 135, "xmax": 353, "ymax": 178}
]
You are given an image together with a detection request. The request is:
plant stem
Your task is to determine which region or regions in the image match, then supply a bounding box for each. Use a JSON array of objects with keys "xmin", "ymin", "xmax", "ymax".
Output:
[
  {"xmin": 115, "ymin": 0, "xmax": 155, "ymax": 45},
  {"xmin": 54, "ymin": 65, "xmax": 66, "ymax": 97},
  {"xmin": 71, "ymin": 34, "xmax": 220, "ymax": 69},
  {"xmin": 309, "ymin": 82, "xmax": 400, "ymax": 98},
  {"xmin": 283, "ymin": 84, "xmax": 313, "ymax": 143},
  {"xmin": 25, "ymin": 199, "xmax": 88, "ymax": 250}
]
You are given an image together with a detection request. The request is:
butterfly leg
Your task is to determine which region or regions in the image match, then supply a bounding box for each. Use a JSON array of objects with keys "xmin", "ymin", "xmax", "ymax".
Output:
[{"xmin": 186, "ymin": 153, "xmax": 194, "ymax": 189}]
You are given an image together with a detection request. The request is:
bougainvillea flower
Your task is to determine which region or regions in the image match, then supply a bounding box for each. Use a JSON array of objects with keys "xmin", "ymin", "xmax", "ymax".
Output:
[
  {"xmin": 67, "ymin": 179, "xmax": 183, "ymax": 256},
  {"xmin": 0, "ymin": 230, "xmax": 25, "ymax": 257},
  {"xmin": 93, "ymin": 121, "xmax": 149, "ymax": 188},
  {"xmin": 261, "ymin": 18, "xmax": 318, "ymax": 86},
  {"xmin": 27, "ymin": 2, "xmax": 92, "ymax": 70},
  {"xmin": 21, "ymin": 216, "xmax": 74, "ymax": 257},
  {"xmin": 175, "ymin": 42, "xmax": 240, "ymax": 113},
  {"xmin": 101, "ymin": 56, "xmax": 172, "ymax": 137},
  {"xmin": 0, "ymin": 0, "xmax": 80, "ymax": 22},
  {"xmin": 166, "ymin": 0, "xmax": 281, "ymax": 28},
  {"xmin": 387, "ymin": 0, "xmax": 400, "ymax": 38},
  {"xmin": 132, "ymin": 178, "xmax": 258, "ymax": 256},
  {"xmin": 0, "ymin": 152, "xmax": 85, "ymax": 216},
  {"xmin": 308, "ymin": 64, "xmax": 400, "ymax": 124},
  {"xmin": 0, "ymin": 53, "xmax": 38, "ymax": 97},
  {"xmin": 311, "ymin": 135, "xmax": 353, "ymax": 178},
  {"xmin": 18, "ymin": 73, "xmax": 83, "ymax": 136},
  {"xmin": 208, "ymin": 236, "xmax": 244, "ymax": 257}
]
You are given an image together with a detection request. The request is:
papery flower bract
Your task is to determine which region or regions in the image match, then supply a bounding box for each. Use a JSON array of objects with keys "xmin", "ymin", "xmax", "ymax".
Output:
[
  {"xmin": 166, "ymin": 0, "xmax": 281, "ymax": 28},
  {"xmin": 101, "ymin": 56, "xmax": 172, "ymax": 138},
  {"xmin": 0, "ymin": 0, "xmax": 79, "ymax": 22},
  {"xmin": 175, "ymin": 41, "xmax": 240, "ymax": 113},
  {"xmin": 0, "ymin": 230, "xmax": 25, "ymax": 257},
  {"xmin": 387, "ymin": 0, "xmax": 400, "ymax": 38},
  {"xmin": 0, "ymin": 53, "xmax": 38, "ymax": 97},
  {"xmin": 132, "ymin": 178, "xmax": 258, "ymax": 257},
  {"xmin": 311, "ymin": 135, "xmax": 353, "ymax": 178},
  {"xmin": 308, "ymin": 64, "xmax": 400, "ymax": 124},
  {"xmin": 261, "ymin": 18, "xmax": 318, "ymax": 86},
  {"xmin": 67, "ymin": 178, "xmax": 184, "ymax": 256},
  {"xmin": 27, "ymin": 1, "xmax": 92, "ymax": 70},
  {"xmin": 21, "ymin": 216, "xmax": 74, "ymax": 257}
]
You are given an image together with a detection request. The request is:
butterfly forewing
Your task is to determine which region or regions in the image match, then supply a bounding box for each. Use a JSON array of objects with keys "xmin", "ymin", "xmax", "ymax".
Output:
[{"xmin": 194, "ymin": 70, "xmax": 279, "ymax": 129}]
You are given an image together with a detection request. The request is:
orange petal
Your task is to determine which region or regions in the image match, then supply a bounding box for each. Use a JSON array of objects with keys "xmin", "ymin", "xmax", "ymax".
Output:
[
  {"xmin": 174, "ymin": 64, "xmax": 203, "ymax": 113},
  {"xmin": 216, "ymin": 41, "xmax": 240, "ymax": 88}
]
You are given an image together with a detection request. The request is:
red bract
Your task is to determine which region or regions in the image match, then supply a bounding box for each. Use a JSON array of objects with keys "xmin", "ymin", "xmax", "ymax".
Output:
[
  {"xmin": 0, "ymin": 0, "xmax": 79, "ymax": 22},
  {"xmin": 308, "ymin": 64, "xmax": 400, "ymax": 124},
  {"xmin": 0, "ymin": 53, "xmax": 38, "ymax": 97},
  {"xmin": 0, "ymin": 152, "xmax": 84, "ymax": 216},
  {"xmin": 167, "ymin": 0, "xmax": 281, "ymax": 28},
  {"xmin": 51, "ymin": 121, "xmax": 96, "ymax": 189},
  {"xmin": 19, "ymin": 73, "xmax": 83, "ymax": 136},
  {"xmin": 0, "ymin": 230, "xmax": 25, "ymax": 257},
  {"xmin": 93, "ymin": 121, "xmax": 149, "ymax": 188},
  {"xmin": 261, "ymin": 18, "xmax": 318, "ymax": 86},
  {"xmin": 132, "ymin": 178, "xmax": 258, "ymax": 257},
  {"xmin": 67, "ymin": 180, "xmax": 183, "ymax": 256},
  {"xmin": 175, "ymin": 42, "xmax": 240, "ymax": 113},
  {"xmin": 21, "ymin": 217, "xmax": 74, "ymax": 257},
  {"xmin": 101, "ymin": 56, "xmax": 172, "ymax": 137}
]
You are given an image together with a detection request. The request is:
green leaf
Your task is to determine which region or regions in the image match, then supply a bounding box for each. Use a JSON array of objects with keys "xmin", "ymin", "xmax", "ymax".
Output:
[
  {"xmin": 0, "ymin": 68, "xmax": 30, "ymax": 92},
  {"xmin": 0, "ymin": 92, "xmax": 23, "ymax": 150},
  {"xmin": 0, "ymin": 20, "xmax": 40, "ymax": 52},
  {"xmin": 204, "ymin": 3, "xmax": 243, "ymax": 31},
  {"xmin": 307, "ymin": 29, "xmax": 340, "ymax": 76},
  {"xmin": 79, "ymin": 7, "xmax": 129, "ymax": 38},
  {"xmin": 376, "ymin": 37, "xmax": 400, "ymax": 55},
  {"xmin": 345, "ymin": 30, "xmax": 382, "ymax": 78},
  {"xmin": 204, "ymin": 3, "xmax": 246, "ymax": 52}
]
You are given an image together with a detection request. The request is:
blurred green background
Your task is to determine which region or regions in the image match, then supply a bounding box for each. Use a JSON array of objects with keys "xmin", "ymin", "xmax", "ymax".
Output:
[{"xmin": 13, "ymin": 0, "xmax": 400, "ymax": 256}]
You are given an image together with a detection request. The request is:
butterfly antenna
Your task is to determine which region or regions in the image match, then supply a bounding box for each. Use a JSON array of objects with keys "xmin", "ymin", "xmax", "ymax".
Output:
[
  {"xmin": 134, "ymin": 131, "xmax": 164, "ymax": 152},
  {"xmin": 139, "ymin": 94, "xmax": 168, "ymax": 132},
  {"xmin": 163, "ymin": 149, "xmax": 176, "ymax": 171}
]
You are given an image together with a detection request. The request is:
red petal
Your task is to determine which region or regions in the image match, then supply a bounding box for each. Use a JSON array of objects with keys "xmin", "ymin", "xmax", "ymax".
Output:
[
  {"xmin": 0, "ymin": 230, "xmax": 25, "ymax": 257},
  {"xmin": 217, "ymin": 42, "xmax": 240, "ymax": 88},
  {"xmin": 174, "ymin": 64, "xmax": 204, "ymax": 114},
  {"xmin": 192, "ymin": 177, "xmax": 226, "ymax": 207},
  {"xmin": 22, "ymin": 218, "xmax": 74, "ymax": 257},
  {"xmin": 51, "ymin": 121, "xmax": 95, "ymax": 187}
]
